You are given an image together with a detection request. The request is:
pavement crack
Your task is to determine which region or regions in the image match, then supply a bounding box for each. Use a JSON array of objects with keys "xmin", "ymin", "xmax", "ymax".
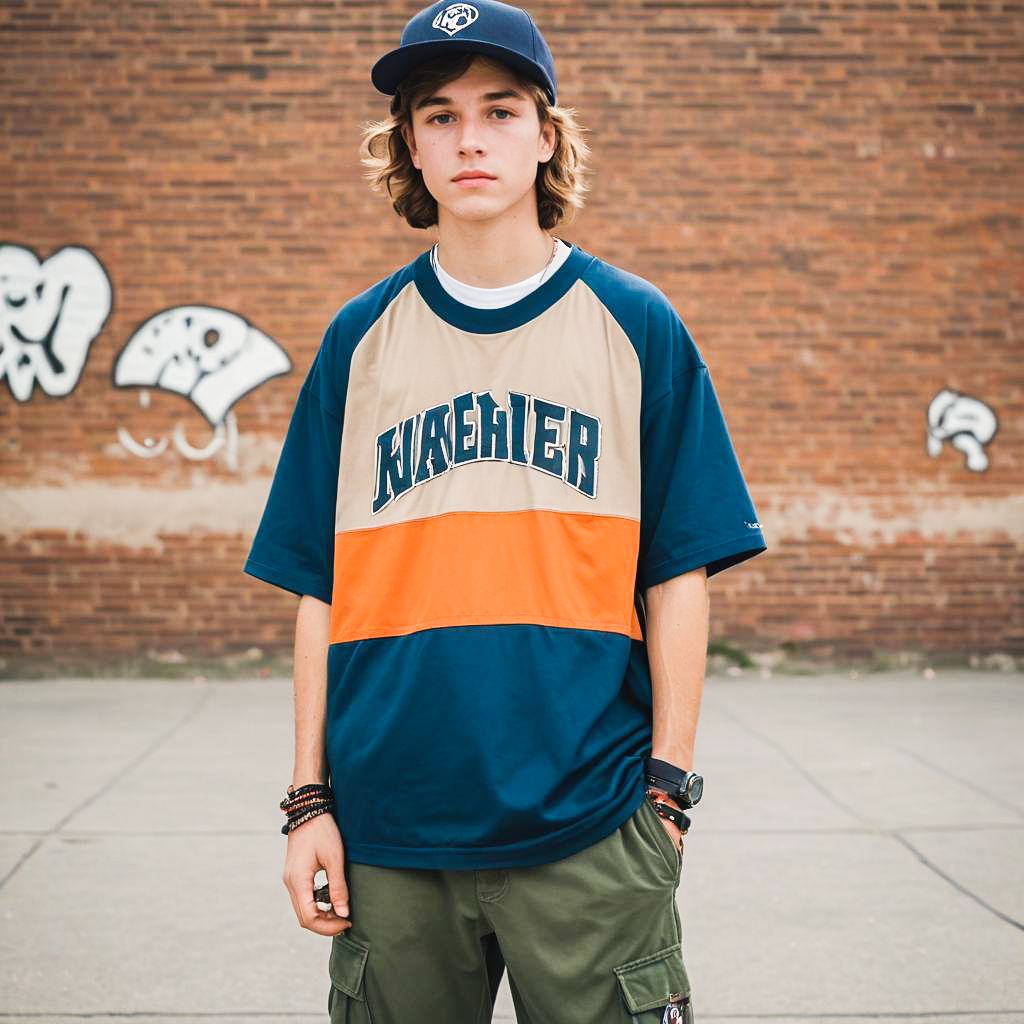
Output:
[
  {"xmin": 0, "ymin": 683, "xmax": 216, "ymax": 893},
  {"xmin": 894, "ymin": 743, "xmax": 1024, "ymax": 820},
  {"xmin": 889, "ymin": 830, "xmax": 1024, "ymax": 933},
  {"xmin": 711, "ymin": 695, "xmax": 1024, "ymax": 935},
  {"xmin": 710, "ymin": 699, "xmax": 875, "ymax": 827}
]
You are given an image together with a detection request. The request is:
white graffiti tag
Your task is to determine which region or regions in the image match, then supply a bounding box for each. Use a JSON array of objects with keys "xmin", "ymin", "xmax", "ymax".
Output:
[
  {"xmin": 926, "ymin": 388, "xmax": 998, "ymax": 472},
  {"xmin": 113, "ymin": 305, "xmax": 291, "ymax": 470},
  {"xmin": 0, "ymin": 243, "xmax": 112, "ymax": 400}
]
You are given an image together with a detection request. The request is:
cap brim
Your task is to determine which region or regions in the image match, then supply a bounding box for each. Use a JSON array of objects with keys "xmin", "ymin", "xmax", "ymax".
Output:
[{"xmin": 371, "ymin": 39, "xmax": 554, "ymax": 104}]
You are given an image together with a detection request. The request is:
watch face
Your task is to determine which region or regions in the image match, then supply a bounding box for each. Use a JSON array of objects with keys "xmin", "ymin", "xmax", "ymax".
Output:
[{"xmin": 688, "ymin": 775, "xmax": 703, "ymax": 805}]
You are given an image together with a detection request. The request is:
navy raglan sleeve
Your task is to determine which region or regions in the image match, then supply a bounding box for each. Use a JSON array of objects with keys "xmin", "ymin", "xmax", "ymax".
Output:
[
  {"xmin": 242, "ymin": 324, "xmax": 343, "ymax": 605},
  {"xmin": 636, "ymin": 307, "xmax": 767, "ymax": 591}
]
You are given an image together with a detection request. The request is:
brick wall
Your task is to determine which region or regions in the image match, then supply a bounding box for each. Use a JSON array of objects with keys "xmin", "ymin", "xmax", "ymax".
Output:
[{"xmin": 1, "ymin": 1, "xmax": 1021, "ymax": 668}]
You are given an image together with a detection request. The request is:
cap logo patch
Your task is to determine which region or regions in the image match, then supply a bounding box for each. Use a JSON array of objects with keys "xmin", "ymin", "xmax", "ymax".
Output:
[{"xmin": 432, "ymin": 3, "xmax": 479, "ymax": 36}]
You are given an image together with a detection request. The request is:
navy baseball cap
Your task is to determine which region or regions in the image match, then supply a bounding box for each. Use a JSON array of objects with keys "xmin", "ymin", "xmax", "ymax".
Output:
[{"xmin": 371, "ymin": 1, "xmax": 558, "ymax": 106}]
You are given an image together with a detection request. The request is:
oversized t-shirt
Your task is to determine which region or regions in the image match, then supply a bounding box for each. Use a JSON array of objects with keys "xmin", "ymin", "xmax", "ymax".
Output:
[{"xmin": 243, "ymin": 239, "xmax": 767, "ymax": 870}]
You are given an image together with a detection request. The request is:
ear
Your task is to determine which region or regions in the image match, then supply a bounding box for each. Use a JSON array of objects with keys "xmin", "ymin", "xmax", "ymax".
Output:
[
  {"xmin": 538, "ymin": 119, "xmax": 557, "ymax": 164},
  {"xmin": 402, "ymin": 122, "xmax": 420, "ymax": 169}
]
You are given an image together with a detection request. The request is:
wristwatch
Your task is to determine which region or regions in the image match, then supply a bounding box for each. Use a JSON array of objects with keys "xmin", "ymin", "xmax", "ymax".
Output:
[{"xmin": 644, "ymin": 756, "xmax": 703, "ymax": 810}]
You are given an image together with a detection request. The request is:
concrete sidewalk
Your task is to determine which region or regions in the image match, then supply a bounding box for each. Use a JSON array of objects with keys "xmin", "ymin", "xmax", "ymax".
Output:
[{"xmin": 0, "ymin": 670, "xmax": 1022, "ymax": 1023}]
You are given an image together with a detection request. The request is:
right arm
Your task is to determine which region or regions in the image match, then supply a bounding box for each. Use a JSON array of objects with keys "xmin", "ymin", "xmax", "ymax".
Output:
[
  {"xmin": 281, "ymin": 594, "xmax": 353, "ymax": 935},
  {"xmin": 292, "ymin": 593, "xmax": 331, "ymax": 788}
]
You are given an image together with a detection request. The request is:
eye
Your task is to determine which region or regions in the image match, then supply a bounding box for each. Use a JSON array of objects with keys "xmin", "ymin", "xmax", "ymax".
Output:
[{"xmin": 426, "ymin": 108, "xmax": 515, "ymax": 125}]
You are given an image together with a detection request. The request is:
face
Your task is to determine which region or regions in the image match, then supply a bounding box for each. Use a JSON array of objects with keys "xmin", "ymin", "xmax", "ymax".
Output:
[{"xmin": 402, "ymin": 57, "xmax": 556, "ymax": 227}]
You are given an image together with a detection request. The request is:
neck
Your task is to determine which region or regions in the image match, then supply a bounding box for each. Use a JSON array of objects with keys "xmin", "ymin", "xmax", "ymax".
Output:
[{"xmin": 433, "ymin": 220, "xmax": 556, "ymax": 288}]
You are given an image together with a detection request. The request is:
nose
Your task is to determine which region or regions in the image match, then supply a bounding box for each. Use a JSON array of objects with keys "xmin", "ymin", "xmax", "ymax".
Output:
[{"xmin": 457, "ymin": 115, "xmax": 486, "ymax": 155}]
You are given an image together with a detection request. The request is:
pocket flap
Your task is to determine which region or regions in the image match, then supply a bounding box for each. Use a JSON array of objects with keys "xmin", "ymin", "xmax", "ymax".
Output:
[
  {"xmin": 613, "ymin": 943, "xmax": 691, "ymax": 1013},
  {"xmin": 329, "ymin": 933, "xmax": 369, "ymax": 999}
]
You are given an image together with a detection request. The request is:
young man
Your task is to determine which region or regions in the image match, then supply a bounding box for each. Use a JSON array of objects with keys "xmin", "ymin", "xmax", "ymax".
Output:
[{"xmin": 243, "ymin": 2, "xmax": 767, "ymax": 1021}]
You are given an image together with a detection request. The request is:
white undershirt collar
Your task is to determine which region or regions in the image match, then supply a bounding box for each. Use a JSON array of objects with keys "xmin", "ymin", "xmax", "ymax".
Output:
[{"xmin": 430, "ymin": 239, "xmax": 572, "ymax": 309}]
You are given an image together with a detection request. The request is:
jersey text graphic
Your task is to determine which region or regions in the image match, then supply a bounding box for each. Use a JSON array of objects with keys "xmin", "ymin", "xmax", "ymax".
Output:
[{"xmin": 372, "ymin": 388, "xmax": 602, "ymax": 513}]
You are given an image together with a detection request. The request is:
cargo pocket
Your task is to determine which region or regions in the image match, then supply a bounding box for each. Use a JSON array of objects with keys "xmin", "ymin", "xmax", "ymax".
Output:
[
  {"xmin": 613, "ymin": 942, "xmax": 692, "ymax": 1022},
  {"xmin": 327, "ymin": 932, "xmax": 373, "ymax": 1024}
]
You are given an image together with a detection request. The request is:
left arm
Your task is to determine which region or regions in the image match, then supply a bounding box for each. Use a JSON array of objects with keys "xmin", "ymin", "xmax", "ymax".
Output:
[{"xmin": 645, "ymin": 564, "xmax": 710, "ymax": 845}]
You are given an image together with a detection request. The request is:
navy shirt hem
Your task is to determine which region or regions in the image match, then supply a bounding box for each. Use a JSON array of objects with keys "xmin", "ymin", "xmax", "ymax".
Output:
[
  {"xmin": 339, "ymin": 784, "xmax": 647, "ymax": 871},
  {"xmin": 642, "ymin": 532, "xmax": 767, "ymax": 589},
  {"xmin": 242, "ymin": 556, "xmax": 332, "ymax": 605}
]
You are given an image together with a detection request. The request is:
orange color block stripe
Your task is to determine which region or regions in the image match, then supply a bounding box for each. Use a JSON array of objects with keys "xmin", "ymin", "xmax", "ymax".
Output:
[{"xmin": 329, "ymin": 508, "xmax": 644, "ymax": 645}]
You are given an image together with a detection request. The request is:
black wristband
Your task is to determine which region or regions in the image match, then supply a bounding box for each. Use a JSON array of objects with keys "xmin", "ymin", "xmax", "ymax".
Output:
[{"xmin": 650, "ymin": 798, "xmax": 691, "ymax": 834}]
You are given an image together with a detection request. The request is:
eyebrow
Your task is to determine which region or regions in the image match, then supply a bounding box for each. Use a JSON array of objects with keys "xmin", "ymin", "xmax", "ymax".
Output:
[{"xmin": 415, "ymin": 89, "xmax": 527, "ymax": 112}]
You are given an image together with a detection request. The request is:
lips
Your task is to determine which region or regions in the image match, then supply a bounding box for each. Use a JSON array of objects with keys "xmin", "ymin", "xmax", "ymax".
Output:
[{"xmin": 453, "ymin": 172, "xmax": 495, "ymax": 181}]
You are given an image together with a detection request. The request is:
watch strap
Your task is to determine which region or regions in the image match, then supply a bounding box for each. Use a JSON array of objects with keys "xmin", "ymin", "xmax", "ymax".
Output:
[{"xmin": 644, "ymin": 756, "xmax": 699, "ymax": 809}]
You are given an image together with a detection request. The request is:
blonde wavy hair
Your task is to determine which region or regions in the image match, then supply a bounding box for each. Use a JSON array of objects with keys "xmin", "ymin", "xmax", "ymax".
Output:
[{"xmin": 359, "ymin": 52, "xmax": 592, "ymax": 231}]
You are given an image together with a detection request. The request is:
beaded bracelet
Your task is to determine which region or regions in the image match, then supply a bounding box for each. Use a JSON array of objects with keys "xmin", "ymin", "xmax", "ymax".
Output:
[
  {"xmin": 280, "ymin": 784, "xmax": 333, "ymax": 807},
  {"xmin": 281, "ymin": 791, "xmax": 331, "ymax": 814},
  {"xmin": 281, "ymin": 801, "xmax": 333, "ymax": 835},
  {"xmin": 281, "ymin": 782, "xmax": 333, "ymax": 806},
  {"xmin": 280, "ymin": 782, "xmax": 335, "ymax": 836},
  {"xmin": 281, "ymin": 805, "xmax": 333, "ymax": 835}
]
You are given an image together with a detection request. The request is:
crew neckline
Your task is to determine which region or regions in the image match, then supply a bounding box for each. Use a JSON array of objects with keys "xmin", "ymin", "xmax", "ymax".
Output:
[
  {"xmin": 431, "ymin": 238, "xmax": 572, "ymax": 306},
  {"xmin": 413, "ymin": 239, "xmax": 593, "ymax": 334}
]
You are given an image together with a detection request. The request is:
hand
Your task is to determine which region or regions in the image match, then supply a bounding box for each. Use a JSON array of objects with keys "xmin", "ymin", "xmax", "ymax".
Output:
[{"xmin": 282, "ymin": 812, "xmax": 353, "ymax": 935}]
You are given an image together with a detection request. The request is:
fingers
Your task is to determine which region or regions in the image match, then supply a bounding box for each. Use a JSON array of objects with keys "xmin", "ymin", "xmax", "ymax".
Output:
[
  {"xmin": 301, "ymin": 883, "xmax": 353, "ymax": 935},
  {"xmin": 322, "ymin": 848, "xmax": 350, "ymax": 920},
  {"xmin": 282, "ymin": 822, "xmax": 354, "ymax": 935},
  {"xmin": 285, "ymin": 867, "xmax": 352, "ymax": 935}
]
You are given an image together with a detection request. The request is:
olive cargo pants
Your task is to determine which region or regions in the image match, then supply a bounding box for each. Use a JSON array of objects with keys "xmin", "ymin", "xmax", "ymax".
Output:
[{"xmin": 326, "ymin": 793, "xmax": 693, "ymax": 1023}]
